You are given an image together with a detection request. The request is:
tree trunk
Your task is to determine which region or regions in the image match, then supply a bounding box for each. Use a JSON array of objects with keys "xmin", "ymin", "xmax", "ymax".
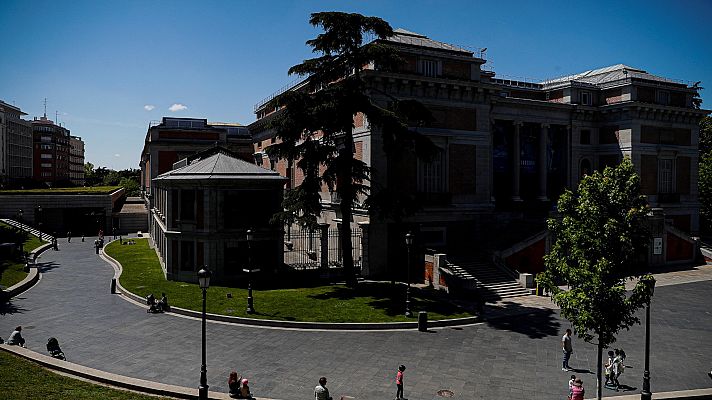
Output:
[
  {"xmin": 338, "ymin": 137, "xmax": 356, "ymax": 287},
  {"xmin": 597, "ymin": 339, "xmax": 603, "ymax": 400}
]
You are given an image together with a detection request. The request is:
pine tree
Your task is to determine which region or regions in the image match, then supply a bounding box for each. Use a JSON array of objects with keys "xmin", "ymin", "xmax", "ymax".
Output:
[{"xmin": 267, "ymin": 12, "xmax": 436, "ymax": 286}]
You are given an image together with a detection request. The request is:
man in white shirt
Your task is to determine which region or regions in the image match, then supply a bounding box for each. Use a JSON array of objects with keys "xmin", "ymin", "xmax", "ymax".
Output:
[
  {"xmin": 314, "ymin": 376, "xmax": 333, "ymax": 400},
  {"xmin": 562, "ymin": 328, "xmax": 573, "ymax": 371}
]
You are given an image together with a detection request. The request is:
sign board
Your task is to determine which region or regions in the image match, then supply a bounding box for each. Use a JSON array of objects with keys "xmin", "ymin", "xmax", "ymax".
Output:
[{"xmin": 653, "ymin": 237, "xmax": 663, "ymax": 255}]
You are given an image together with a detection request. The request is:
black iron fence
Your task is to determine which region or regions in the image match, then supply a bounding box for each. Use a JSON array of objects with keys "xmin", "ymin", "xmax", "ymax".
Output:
[{"xmin": 283, "ymin": 226, "xmax": 362, "ymax": 271}]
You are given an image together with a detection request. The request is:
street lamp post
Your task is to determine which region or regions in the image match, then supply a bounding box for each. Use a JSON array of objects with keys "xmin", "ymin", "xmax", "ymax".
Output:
[
  {"xmin": 245, "ymin": 229, "xmax": 257, "ymax": 314},
  {"xmin": 18, "ymin": 209, "xmax": 24, "ymax": 255},
  {"xmin": 405, "ymin": 232, "xmax": 413, "ymax": 317},
  {"xmin": 37, "ymin": 205, "xmax": 43, "ymax": 241},
  {"xmin": 641, "ymin": 284, "xmax": 655, "ymax": 400},
  {"xmin": 197, "ymin": 267, "xmax": 211, "ymax": 400}
]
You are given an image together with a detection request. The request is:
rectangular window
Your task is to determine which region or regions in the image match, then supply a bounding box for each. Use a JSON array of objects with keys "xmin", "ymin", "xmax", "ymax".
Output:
[
  {"xmin": 180, "ymin": 189, "xmax": 195, "ymax": 220},
  {"xmin": 180, "ymin": 241, "xmax": 194, "ymax": 271},
  {"xmin": 418, "ymin": 150, "xmax": 445, "ymax": 193},
  {"xmin": 420, "ymin": 59, "xmax": 439, "ymax": 78},
  {"xmin": 580, "ymin": 91, "xmax": 592, "ymax": 105},
  {"xmin": 41, "ymin": 136, "xmax": 52, "ymax": 142},
  {"xmin": 41, "ymin": 153, "xmax": 52, "ymax": 159},
  {"xmin": 580, "ymin": 130, "xmax": 591, "ymax": 145},
  {"xmin": 656, "ymin": 90, "xmax": 670, "ymax": 106},
  {"xmin": 659, "ymin": 159, "xmax": 673, "ymax": 193},
  {"xmin": 41, "ymin": 163, "xmax": 52, "ymax": 168}
]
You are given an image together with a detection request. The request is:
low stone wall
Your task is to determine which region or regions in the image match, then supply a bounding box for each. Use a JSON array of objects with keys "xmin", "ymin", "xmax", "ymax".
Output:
[
  {"xmin": 3, "ymin": 242, "xmax": 53, "ymax": 300},
  {"xmin": 102, "ymin": 251, "xmax": 480, "ymax": 331}
]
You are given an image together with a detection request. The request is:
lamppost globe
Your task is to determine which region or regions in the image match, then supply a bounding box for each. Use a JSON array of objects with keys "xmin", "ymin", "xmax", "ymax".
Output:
[
  {"xmin": 246, "ymin": 229, "xmax": 254, "ymax": 242},
  {"xmin": 198, "ymin": 268, "xmax": 211, "ymax": 289},
  {"xmin": 405, "ymin": 232, "xmax": 413, "ymax": 246}
]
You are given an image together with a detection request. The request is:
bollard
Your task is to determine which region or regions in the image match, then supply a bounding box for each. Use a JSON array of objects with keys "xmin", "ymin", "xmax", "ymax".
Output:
[
  {"xmin": 418, "ymin": 311, "xmax": 428, "ymax": 332},
  {"xmin": 111, "ymin": 278, "xmax": 117, "ymax": 294}
]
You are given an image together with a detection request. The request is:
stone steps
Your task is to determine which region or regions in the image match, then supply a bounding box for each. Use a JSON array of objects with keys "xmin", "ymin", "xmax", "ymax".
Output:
[{"xmin": 455, "ymin": 260, "xmax": 532, "ymax": 301}]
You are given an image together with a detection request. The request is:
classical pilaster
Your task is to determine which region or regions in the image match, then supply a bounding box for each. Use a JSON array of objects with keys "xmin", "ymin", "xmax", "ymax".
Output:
[
  {"xmin": 538, "ymin": 124, "xmax": 549, "ymax": 201},
  {"xmin": 512, "ymin": 121, "xmax": 522, "ymax": 201}
]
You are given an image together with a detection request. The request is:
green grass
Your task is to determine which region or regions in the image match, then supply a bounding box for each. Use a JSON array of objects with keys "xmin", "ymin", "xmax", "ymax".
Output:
[
  {"xmin": 0, "ymin": 186, "xmax": 121, "ymax": 195},
  {"xmin": 0, "ymin": 223, "xmax": 48, "ymax": 288},
  {"xmin": 106, "ymin": 239, "xmax": 475, "ymax": 323},
  {"xmin": 0, "ymin": 350, "xmax": 173, "ymax": 400}
]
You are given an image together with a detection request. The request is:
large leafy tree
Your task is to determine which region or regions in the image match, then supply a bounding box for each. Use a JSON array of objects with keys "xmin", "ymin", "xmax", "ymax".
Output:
[
  {"xmin": 537, "ymin": 158, "xmax": 656, "ymax": 400},
  {"xmin": 267, "ymin": 12, "xmax": 436, "ymax": 286},
  {"xmin": 699, "ymin": 116, "xmax": 712, "ymax": 232}
]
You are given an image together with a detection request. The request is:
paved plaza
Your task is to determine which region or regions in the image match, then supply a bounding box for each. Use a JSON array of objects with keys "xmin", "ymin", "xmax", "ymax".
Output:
[{"xmin": 1, "ymin": 238, "xmax": 712, "ymax": 399}]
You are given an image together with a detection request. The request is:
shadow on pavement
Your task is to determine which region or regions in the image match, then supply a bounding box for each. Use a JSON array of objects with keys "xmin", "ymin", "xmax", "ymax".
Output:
[
  {"xmin": 36, "ymin": 262, "xmax": 60, "ymax": 273},
  {"xmin": 0, "ymin": 300, "xmax": 27, "ymax": 315},
  {"xmin": 484, "ymin": 304, "xmax": 560, "ymax": 339},
  {"xmin": 569, "ymin": 367, "xmax": 593, "ymax": 374}
]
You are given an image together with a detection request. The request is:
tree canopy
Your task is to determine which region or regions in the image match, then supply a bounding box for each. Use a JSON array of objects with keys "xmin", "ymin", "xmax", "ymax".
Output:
[
  {"xmin": 266, "ymin": 12, "xmax": 436, "ymax": 286},
  {"xmin": 537, "ymin": 157, "xmax": 655, "ymax": 399},
  {"xmin": 698, "ymin": 116, "xmax": 712, "ymax": 231}
]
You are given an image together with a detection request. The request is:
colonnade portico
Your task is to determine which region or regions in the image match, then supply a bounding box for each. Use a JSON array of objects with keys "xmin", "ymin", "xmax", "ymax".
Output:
[{"xmin": 498, "ymin": 119, "xmax": 567, "ymax": 204}]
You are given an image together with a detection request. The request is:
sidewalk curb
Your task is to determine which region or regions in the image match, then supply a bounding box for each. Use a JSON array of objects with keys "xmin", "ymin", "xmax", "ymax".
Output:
[
  {"xmin": 100, "ymin": 250, "xmax": 482, "ymax": 331},
  {"xmin": 0, "ymin": 344, "xmax": 278, "ymax": 400},
  {"xmin": 587, "ymin": 388, "xmax": 712, "ymax": 400},
  {"xmin": 4, "ymin": 241, "xmax": 53, "ymax": 299}
]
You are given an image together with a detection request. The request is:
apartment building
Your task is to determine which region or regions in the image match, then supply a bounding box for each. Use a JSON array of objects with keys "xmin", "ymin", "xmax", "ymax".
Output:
[
  {"xmin": 0, "ymin": 100, "xmax": 33, "ymax": 185},
  {"xmin": 69, "ymin": 135, "xmax": 85, "ymax": 186},
  {"xmin": 32, "ymin": 115, "xmax": 71, "ymax": 185},
  {"xmin": 249, "ymin": 28, "xmax": 709, "ymax": 277}
]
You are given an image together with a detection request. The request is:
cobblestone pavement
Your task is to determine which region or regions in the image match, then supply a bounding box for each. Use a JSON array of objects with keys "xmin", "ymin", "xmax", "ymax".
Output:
[{"xmin": 1, "ymin": 238, "xmax": 711, "ymax": 400}]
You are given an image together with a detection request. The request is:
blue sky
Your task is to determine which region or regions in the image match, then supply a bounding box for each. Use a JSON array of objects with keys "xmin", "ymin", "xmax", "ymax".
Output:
[{"xmin": 1, "ymin": 0, "xmax": 710, "ymax": 170}]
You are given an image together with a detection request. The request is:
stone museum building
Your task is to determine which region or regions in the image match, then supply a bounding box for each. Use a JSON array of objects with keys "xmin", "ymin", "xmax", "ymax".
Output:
[
  {"xmin": 139, "ymin": 117, "xmax": 253, "ymax": 196},
  {"xmin": 249, "ymin": 28, "xmax": 709, "ymax": 278},
  {"xmin": 148, "ymin": 146, "xmax": 286, "ymax": 284}
]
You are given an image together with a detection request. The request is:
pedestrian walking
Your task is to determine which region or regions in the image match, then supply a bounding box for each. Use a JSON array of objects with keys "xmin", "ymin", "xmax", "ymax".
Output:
[
  {"xmin": 314, "ymin": 377, "xmax": 333, "ymax": 400},
  {"xmin": 562, "ymin": 328, "xmax": 573, "ymax": 371},
  {"xmin": 396, "ymin": 364, "xmax": 406, "ymax": 399},
  {"xmin": 67, "ymin": 231, "xmax": 71, "ymax": 242},
  {"xmin": 81, "ymin": 235, "xmax": 85, "ymax": 242},
  {"xmin": 94, "ymin": 239, "xmax": 100, "ymax": 254},
  {"xmin": 604, "ymin": 350, "xmax": 615, "ymax": 386},
  {"xmin": 568, "ymin": 374, "xmax": 576, "ymax": 399}
]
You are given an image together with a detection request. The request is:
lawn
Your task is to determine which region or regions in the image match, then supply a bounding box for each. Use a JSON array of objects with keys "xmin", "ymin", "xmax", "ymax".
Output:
[
  {"xmin": 0, "ymin": 223, "xmax": 48, "ymax": 289},
  {"xmin": 106, "ymin": 239, "xmax": 476, "ymax": 323},
  {"xmin": 0, "ymin": 350, "xmax": 173, "ymax": 400},
  {"xmin": 0, "ymin": 186, "xmax": 121, "ymax": 195}
]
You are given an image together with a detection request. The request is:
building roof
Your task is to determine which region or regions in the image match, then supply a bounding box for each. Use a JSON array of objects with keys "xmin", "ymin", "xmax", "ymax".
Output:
[
  {"xmin": 154, "ymin": 147, "xmax": 286, "ymax": 182},
  {"xmin": 383, "ymin": 28, "xmax": 473, "ymax": 56},
  {"xmin": 541, "ymin": 64, "xmax": 687, "ymax": 88}
]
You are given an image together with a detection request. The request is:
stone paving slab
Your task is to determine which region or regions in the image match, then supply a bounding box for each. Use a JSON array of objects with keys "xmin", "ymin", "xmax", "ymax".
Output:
[{"xmin": 1, "ymin": 237, "xmax": 711, "ymax": 400}]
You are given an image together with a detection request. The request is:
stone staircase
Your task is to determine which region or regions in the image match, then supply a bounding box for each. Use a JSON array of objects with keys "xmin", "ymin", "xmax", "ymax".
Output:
[
  {"xmin": 1, "ymin": 218, "xmax": 54, "ymax": 242},
  {"xmin": 453, "ymin": 259, "xmax": 532, "ymax": 302}
]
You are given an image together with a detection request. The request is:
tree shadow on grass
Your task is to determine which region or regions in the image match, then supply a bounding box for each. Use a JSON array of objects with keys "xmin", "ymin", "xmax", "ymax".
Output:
[
  {"xmin": 308, "ymin": 282, "xmax": 476, "ymax": 318},
  {"xmin": 484, "ymin": 302, "xmax": 560, "ymax": 339}
]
